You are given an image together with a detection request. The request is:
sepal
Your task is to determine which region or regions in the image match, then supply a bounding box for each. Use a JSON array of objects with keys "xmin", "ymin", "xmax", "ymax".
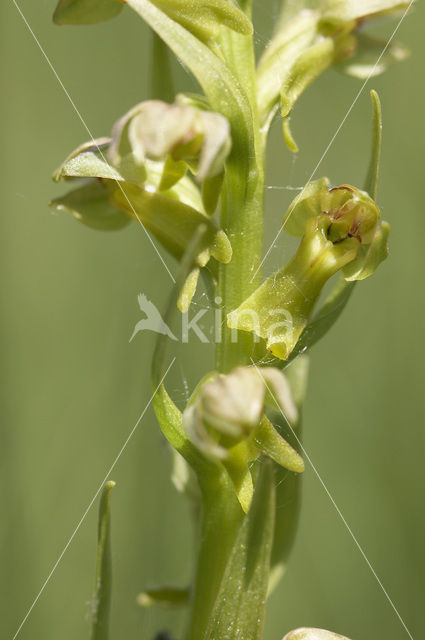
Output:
[
  {"xmin": 49, "ymin": 181, "xmax": 130, "ymax": 231},
  {"xmin": 53, "ymin": 138, "xmax": 126, "ymax": 182},
  {"xmin": 343, "ymin": 219, "xmax": 390, "ymax": 281},
  {"xmin": 254, "ymin": 416, "xmax": 304, "ymax": 473},
  {"xmin": 53, "ymin": 0, "xmax": 123, "ymax": 25},
  {"xmin": 321, "ymin": 0, "xmax": 410, "ymax": 25}
]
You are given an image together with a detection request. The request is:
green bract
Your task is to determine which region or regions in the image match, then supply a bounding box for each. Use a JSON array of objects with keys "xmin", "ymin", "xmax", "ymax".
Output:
[
  {"xmin": 228, "ymin": 182, "xmax": 389, "ymax": 359},
  {"xmin": 146, "ymin": 0, "xmax": 253, "ymax": 42}
]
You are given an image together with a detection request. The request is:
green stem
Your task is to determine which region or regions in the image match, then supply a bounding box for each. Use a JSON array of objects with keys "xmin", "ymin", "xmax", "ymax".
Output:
[
  {"xmin": 187, "ymin": 469, "xmax": 244, "ymax": 640},
  {"xmin": 216, "ymin": 16, "xmax": 265, "ymax": 372},
  {"xmin": 216, "ymin": 160, "xmax": 264, "ymax": 371}
]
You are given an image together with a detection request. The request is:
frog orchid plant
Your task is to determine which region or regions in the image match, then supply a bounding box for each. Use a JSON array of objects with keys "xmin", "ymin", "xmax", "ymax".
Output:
[{"xmin": 50, "ymin": 1, "xmax": 412, "ymax": 639}]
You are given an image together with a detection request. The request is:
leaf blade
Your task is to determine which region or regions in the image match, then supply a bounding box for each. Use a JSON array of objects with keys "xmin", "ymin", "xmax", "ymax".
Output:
[{"xmin": 90, "ymin": 481, "xmax": 115, "ymax": 640}]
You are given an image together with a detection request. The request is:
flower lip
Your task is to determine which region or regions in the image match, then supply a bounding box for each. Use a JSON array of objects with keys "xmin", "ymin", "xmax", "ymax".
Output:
[{"xmin": 322, "ymin": 185, "xmax": 379, "ymax": 245}]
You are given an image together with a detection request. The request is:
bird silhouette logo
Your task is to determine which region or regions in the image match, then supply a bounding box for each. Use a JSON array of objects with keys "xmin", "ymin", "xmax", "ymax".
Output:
[{"xmin": 129, "ymin": 294, "xmax": 178, "ymax": 343}]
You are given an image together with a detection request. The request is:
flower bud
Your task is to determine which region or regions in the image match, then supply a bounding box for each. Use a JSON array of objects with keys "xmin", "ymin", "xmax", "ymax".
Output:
[
  {"xmin": 109, "ymin": 99, "xmax": 231, "ymax": 184},
  {"xmin": 51, "ymin": 135, "xmax": 232, "ymax": 312},
  {"xmin": 283, "ymin": 629, "xmax": 351, "ymax": 640},
  {"xmin": 183, "ymin": 366, "xmax": 303, "ymax": 511}
]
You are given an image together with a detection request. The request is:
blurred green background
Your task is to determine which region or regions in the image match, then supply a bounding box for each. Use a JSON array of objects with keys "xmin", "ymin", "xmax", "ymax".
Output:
[{"xmin": 1, "ymin": 1, "xmax": 424, "ymax": 639}]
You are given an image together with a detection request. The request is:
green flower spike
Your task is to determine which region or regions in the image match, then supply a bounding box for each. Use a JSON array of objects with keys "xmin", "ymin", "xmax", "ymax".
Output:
[
  {"xmin": 182, "ymin": 366, "xmax": 304, "ymax": 512},
  {"xmin": 227, "ymin": 179, "xmax": 389, "ymax": 360},
  {"xmin": 283, "ymin": 629, "xmax": 351, "ymax": 640}
]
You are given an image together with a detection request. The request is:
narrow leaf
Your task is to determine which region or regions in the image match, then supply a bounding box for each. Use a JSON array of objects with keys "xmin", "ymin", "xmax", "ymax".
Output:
[
  {"xmin": 364, "ymin": 89, "xmax": 382, "ymax": 199},
  {"xmin": 205, "ymin": 461, "xmax": 275, "ymax": 640},
  {"xmin": 53, "ymin": 0, "xmax": 123, "ymax": 25},
  {"xmin": 90, "ymin": 481, "xmax": 115, "ymax": 640}
]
